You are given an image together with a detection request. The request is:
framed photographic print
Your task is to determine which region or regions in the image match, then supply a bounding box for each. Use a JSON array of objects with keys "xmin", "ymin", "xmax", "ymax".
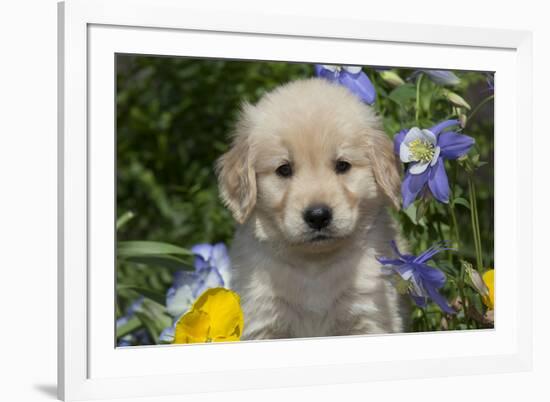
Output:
[{"xmin": 58, "ymin": 0, "xmax": 533, "ymax": 400}]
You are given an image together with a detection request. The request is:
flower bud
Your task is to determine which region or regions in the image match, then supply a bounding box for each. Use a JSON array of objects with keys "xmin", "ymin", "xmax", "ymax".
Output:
[
  {"xmin": 465, "ymin": 262, "xmax": 489, "ymax": 297},
  {"xmin": 442, "ymin": 89, "xmax": 471, "ymax": 110},
  {"xmin": 424, "ymin": 70, "xmax": 460, "ymax": 86},
  {"xmin": 380, "ymin": 70, "xmax": 405, "ymax": 87},
  {"xmin": 484, "ymin": 310, "xmax": 494, "ymax": 323}
]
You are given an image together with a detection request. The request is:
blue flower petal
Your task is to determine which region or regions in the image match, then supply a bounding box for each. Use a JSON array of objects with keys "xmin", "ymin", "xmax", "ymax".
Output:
[
  {"xmin": 393, "ymin": 129, "xmax": 408, "ymax": 155},
  {"xmin": 412, "ymin": 295, "xmax": 428, "ymax": 308},
  {"xmin": 486, "ymin": 73, "xmax": 494, "ymax": 92},
  {"xmin": 126, "ymin": 296, "xmax": 144, "ymax": 315},
  {"xmin": 417, "ymin": 264, "xmax": 447, "ymax": 288},
  {"xmin": 315, "ymin": 65, "xmax": 337, "ymax": 80},
  {"xmin": 427, "ymin": 159, "xmax": 450, "ymax": 203},
  {"xmin": 166, "ymin": 282, "xmax": 195, "ymax": 317},
  {"xmin": 117, "ymin": 335, "xmax": 134, "ymax": 347},
  {"xmin": 211, "ymin": 243, "xmax": 231, "ymax": 285},
  {"xmin": 401, "ymin": 169, "xmax": 429, "ymax": 208},
  {"xmin": 193, "ymin": 266, "xmax": 224, "ymax": 297},
  {"xmin": 116, "ymin": 316, "xmax": 130, "ymax": 329},
  {"xmin": 423, "ymin": 70, "xmax": 460, "ymax": 86},
  {"xmin": 166, "ymin": 271, "xmax": 197, "ymax": 317},
  {"xmin": 172, "ymin": 270, "xmax": 197, "ymax": 288},
  {"xmin": 429, "ymin": 119, "xmax": 459, "ymax": 136},
  {"xmin": 191, "ymin": 243, "xmax": 213, "ymax": 262},
  {"xmin": 414, "ymin": 241, "xmax": 452, "ymax": 264},
  {"xmin": 425, "ymin": 284, "xmax": 455, "ymax": 314},
  {"xmin": 134, "ymin": 328, "xmax": 152, "ymax": 345},
  {"xmin": 159, "ymin": 325, "xmax": 175, "ymax": 343},
  {"xmin": 438, "ymin": 132, "xmax": 475, "ymax": 159},
  {"xmin": 338, "ymin": 70, "xmax": 376, "ymax": 104}
]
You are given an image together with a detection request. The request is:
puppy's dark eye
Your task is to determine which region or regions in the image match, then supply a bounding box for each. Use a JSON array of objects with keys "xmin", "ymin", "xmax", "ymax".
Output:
[
  {"xmin": 335, "ymin": 160, "xmax": 352, "ymax": 174},
  {"xmin": 276, "ymin": 163, "xmax": 293, "ymax": 178}
]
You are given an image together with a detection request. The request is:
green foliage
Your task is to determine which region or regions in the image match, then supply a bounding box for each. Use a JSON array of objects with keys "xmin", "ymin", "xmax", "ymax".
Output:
[{"xmin": 116, "ymin": 55, "xmax": 495, "ymax": 343}]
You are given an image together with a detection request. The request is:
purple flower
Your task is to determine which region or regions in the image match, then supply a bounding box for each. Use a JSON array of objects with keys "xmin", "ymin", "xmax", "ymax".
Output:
[
  {"xmin": 116, "ymin": 297, "xmax": 153, "ymax": 347},
  {"xmin": 486, "ymin": 73, "xmax": 494, "ymax": 92},
  {"xmin": 118, "ymin": 328, "xmax": 151, "ymax": 347},
  {"xmin": 411, "ymin": 70, "xmax": 461, "ymax": 86},
  {"xmin": 394, "ymin": 119, "xmax": 474, "ymax": 208},
  {"xmin": 161, "ymin": 243, "xmax": 232, "ymax": 343},
  {"xmin": 116, "ymin": 296, "xmax": 144, "ymax": 330},
  {"xmin": 314, "ymin": 65, "xmax": 376, "ymax": 104},
  {"xmin": 377, "ymin": 241, "xmax": 455, "ymax": 314}
]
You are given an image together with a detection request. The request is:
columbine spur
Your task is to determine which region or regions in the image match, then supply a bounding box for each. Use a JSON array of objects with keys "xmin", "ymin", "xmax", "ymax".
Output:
[
  {"xmin": 377, "ymin": 241, "xmax": 455, "ymax": 314},
  {"xmin": 314, "ymin": 64, "xmax": 376, "ymax": 104},
  {"xmin": 411, "ymin": 69, "xmax": 461, "ymax": 86},
  {"xmin": 394, "ymin": 119, "xmax": 475, "ymax": 208}
]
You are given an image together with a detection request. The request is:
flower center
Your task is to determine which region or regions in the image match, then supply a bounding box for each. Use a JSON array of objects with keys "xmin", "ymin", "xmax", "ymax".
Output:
[{"xmin": 408, "ymin": 138, "xmax": 435, "ymax": 163}]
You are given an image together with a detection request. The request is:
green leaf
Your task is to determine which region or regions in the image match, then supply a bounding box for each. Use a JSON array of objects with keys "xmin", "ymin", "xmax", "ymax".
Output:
[
  {"xmin": 134, "ymin": 299, "xmax": 173, "ymax": 344},
  {"xmin": 453, "ymin": 197, "xmax": 471, "ymax": 210},
  {"xmin": 123, "ymin": 254, "xmax": 194, "ymax": 271},
  {"xmin": 118, "ymin": 241, "xmax": 194, "ymax": 258},
  {"xmin": 116, "ymin": 211, "xmax": 135, "ymax": 231},
  {"xmin": 116, "ymin": 315, "xmax": 142, "ymax": 339},
  {"xmin": 416, "ymin": 199, "xmax": 429, "ymax": 222},
  {"xmin": 476, "ymin": 161, "xmax": 488, "ymax": 168},
  {"xmin": 388, "ymin": 83, "xmax": 416, "ymax": 106},
  {"xmin": 403, "ymin": 203, "xmax": 418, "ymax": 225},
  {"xmin": 117, "ymin": 285, "xmax": 167, "ymax": 305}
]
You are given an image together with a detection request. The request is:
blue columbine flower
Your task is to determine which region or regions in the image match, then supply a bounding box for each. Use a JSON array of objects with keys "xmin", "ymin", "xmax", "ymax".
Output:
[
  {"xmin": 377, "ymin": 241, "xmax": 455, "ymax": 314},
  {"xmin": 394, "ymin": 119, "xmax": 475, "ymax": 208},
  {"xmin": 159, "ymin": 242, "xmax": 232, "ymax": 343},
  {"xmin": 314, "ymin": 64, "xmax": 376, "ymax": 104}
]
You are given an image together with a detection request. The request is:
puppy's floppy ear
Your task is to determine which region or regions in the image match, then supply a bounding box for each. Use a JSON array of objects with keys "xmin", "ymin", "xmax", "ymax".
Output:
[
  {"xmin": 366, "ymin": 127, "xmax": 402, "ymax": 209},
  {"xmin": 216, "ymin": 105, "xmax": 257, "ymax": 224}
]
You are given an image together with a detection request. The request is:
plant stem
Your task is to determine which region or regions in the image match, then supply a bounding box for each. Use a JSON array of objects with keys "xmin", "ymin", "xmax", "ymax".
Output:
[
  {"xmin": 416, "ymin": 73, "xmax": 423, "ymax": 124},
  {"xmin": 429, "ymin": 202, "xmax": 445, "ymax": 241},
  {"xmin": 458, "ymin": 262, "xmax": 471, "ymax": 329},
  {"xmin": 449, "ymin": 165, "xmax": 461, "ymax": 248},
  {"xmin": 468, "ymin": 176, "xmax": 484, "ymax": 271},
  {"xmin": 420, "ymin": 308, "xmax": 430, "ymax": 331},
  {"xmin": 466, "ymin": 94, "xmax": 494, "ymax": 128},
  {"xmin": 449, "ymin": 203, "xmax": 460, "ymax": 246},
  {"xmin": 472, "ymin": 180, "xmax": 483, "ymax": 267}
]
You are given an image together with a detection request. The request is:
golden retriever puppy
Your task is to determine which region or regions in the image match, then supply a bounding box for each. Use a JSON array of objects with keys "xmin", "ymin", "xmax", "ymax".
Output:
[{"xmin": 216, "ymin": 78, "xmax": 409, "ymax": 340}]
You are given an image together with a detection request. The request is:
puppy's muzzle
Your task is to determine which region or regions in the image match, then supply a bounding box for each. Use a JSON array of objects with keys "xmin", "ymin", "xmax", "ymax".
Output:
[{"xmin": 303, "ymin": 204, "xmax": 332, "ymax": 230}]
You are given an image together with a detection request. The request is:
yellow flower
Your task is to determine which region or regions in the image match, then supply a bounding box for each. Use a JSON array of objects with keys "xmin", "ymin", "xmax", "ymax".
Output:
[
  {"xmin": 482, "ymin": 269, "xmax": 494, "ymax": 310},
  {"xmin": 173, "ymin": 287, "xmax": 244, "ymax": 344}
]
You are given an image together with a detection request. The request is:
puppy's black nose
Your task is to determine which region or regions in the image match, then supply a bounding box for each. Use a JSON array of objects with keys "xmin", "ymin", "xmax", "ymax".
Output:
[{"xmin": 303, "ymin": 204, "xmax": 332, "ymax": 230}]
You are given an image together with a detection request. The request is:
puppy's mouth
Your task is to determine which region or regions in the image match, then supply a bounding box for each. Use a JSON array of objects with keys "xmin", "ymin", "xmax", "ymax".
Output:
[{"xmin": 310, "ymin": 234, "xmax": 332, "ymax": 242}]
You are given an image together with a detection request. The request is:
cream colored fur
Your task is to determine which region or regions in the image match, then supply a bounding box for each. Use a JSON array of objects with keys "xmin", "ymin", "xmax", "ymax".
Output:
[{"xmin": 217, "ymin": 78, "xmax": 409, "ymax": 340}]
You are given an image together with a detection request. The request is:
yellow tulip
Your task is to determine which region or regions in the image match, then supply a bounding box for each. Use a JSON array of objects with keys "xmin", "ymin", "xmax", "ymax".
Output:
[
  {"xmin": 482, "ymin": 269, "xmax": 494, "ymax": 310},
  {"xmin": 173, "ymin": 287, "xmax": 244, "ymax": 344}
]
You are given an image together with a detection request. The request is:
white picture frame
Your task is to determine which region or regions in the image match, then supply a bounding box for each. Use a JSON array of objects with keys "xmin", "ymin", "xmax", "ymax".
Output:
[{"xmin": 58, "ymin": 0, "xmax": 533, "ymax": 400}]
